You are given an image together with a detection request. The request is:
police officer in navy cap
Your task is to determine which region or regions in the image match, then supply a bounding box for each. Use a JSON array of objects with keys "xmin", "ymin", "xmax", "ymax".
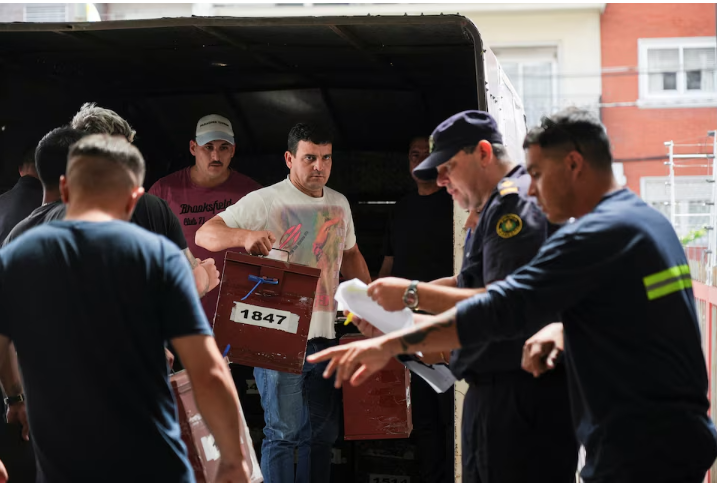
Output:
[{"xmin": 355, "ymin": 110, "xmax": 578, "ymax": 482}]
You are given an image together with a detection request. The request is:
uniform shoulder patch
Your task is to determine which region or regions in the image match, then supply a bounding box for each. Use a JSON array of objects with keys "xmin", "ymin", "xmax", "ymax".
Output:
[{"xmin": 496, "ymin": 214, "xmax": 523, "ymax": 238}]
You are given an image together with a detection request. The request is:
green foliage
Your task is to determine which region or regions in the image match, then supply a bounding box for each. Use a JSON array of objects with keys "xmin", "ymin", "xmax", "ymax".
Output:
[{"xmin": 681, "ymin": 228, "xmax": 708, "ymax": 246}]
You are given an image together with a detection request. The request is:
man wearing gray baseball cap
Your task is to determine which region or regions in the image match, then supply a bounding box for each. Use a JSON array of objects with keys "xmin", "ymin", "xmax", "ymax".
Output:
[{"xmin": 148, "ymin": 114, "xmax": 261, "ymax": 322}]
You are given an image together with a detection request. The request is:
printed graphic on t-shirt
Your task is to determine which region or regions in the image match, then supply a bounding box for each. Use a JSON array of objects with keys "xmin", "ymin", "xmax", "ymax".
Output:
[
  {"xmin": 179, "ymin": 198, "xmax": 235, "ymax": 227},
  {"xmin": 274, "ymin": 205, "xmax": 347, "ymax": 312}
]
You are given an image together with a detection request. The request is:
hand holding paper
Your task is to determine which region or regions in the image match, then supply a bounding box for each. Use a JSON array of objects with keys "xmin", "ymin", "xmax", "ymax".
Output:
[{"xmin": 333, "ymin": 279, "xmax": 456, "ymax": 393}]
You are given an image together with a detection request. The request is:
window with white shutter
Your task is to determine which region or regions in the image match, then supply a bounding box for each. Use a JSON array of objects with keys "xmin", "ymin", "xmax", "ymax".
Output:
[
  {"xmin": 638, "ymin": 37, "xmax": 717, "ymax": 107},
  {"xmin": 493, "ymin": 46, "xmax": 558, "ymax": 128},
  {"xmin": 23, "ymin": 4, "xmax": 68, "ymax": 22}
]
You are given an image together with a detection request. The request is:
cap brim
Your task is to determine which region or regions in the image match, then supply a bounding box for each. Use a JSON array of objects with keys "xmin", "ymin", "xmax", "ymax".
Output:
[
  {"xmin": 412, "ymin": 145, "xmax": 462, "ymax": 181},
  {"xmin": 196, "ymin": 131, "xmax": 235, "ymax": 146}
]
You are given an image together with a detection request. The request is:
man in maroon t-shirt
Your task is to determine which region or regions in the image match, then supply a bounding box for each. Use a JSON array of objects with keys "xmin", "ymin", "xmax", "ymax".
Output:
[{"xmin": 149, "ymin": 114, "xmax": 261, "ymax": 321}]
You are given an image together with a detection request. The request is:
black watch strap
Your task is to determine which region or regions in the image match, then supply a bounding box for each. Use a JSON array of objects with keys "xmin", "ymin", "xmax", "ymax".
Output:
[{"xmin": 4, "ymin": 393, "xmax": 24, "ymax": 406}]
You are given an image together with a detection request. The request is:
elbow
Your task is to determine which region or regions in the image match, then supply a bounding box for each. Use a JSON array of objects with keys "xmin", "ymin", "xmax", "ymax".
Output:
[
  {"xmin": 189, "ymin": 363, "xmax": 232, "ymax": 394},
  {"xmin": 195, "ymin": 226, "xmax": 220, "ymax": 252}
]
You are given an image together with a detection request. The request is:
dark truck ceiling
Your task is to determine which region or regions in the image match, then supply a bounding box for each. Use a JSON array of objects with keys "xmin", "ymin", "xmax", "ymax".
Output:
[
  {"xmin": 0, "ymin": 15, "xmax": 484, "ymax": 185},
  {"xmin": 0, "ymin": 15, "xmax": 485, "ymax": 272}
]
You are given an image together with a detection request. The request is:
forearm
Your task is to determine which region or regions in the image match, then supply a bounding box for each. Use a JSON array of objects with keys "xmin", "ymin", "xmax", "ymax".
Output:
[
  {"xmin": 342, "ymin": 249, "xmax": 371, "ymax": 283},
  {"xmin": 382, "ymin": 308, "xmax": 461, "ymax": 356},
  {"xmin": 430, "ymin": 275, "xmax": 458, "ymax": 287},
  {"xmin": 455, "ymin": 281, "xmax": 551, "ymax": 348},
  {"xmin": 416, "ymin": 282, "xmax": 485, "ymax": 314},
  {"xmin": 0, "ymin": 344, "xmax": 22, "ymax": 397},
  {"xmin": 187, "ymin": 360, "xmax": 246, "ymax": 462},
  {"xmin": 378, "ymin": 257, "xmax": 393, "ymax": 279},
  {"xmin": 195, "ymin": 218, "xmax": 249, "ymax": 252}
]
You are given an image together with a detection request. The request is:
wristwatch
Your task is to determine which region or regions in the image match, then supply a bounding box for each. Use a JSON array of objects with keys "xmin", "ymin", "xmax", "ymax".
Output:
[
  {"xmin": 4, "ymin": 393, "xmax": 24, "ymax": 407},
  {"xmin": 402, "ymin": 280, "xmax": 420, "ymax": 311}
]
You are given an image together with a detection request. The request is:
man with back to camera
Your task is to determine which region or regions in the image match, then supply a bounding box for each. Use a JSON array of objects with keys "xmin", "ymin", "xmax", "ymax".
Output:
[
  {"xmin": 195, "ymin": 122, "xmax": 371, "ymax": 483},
  {"xmin": 5, "ymin": 106, "xmax": 221, "ymax": 305},
  {"xmin": 149, "ymin": 114, "xmax": 262, "ymax": 321},
  {"xmin": 360, "ymin": 111, "xmax": 576, "ymax": 482},
  {"xmin": 0, "ymin": 147, "xmax": 42, "ymax": 243},
  {"xmin": 0, "ymin": 134, "xmax": 250, "ymax": 482},
  {"xmin": 378, "ymin": 135, "xmax": 455, "ymax": 482},
  {"xmin": 310, "ymin": 107, "xmax": 717, "ymax": 482}
]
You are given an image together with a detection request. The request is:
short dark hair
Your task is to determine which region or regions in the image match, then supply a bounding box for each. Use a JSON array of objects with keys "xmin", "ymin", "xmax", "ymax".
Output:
[
  {"xmin": 523, "ymin": 107, "xmax": 612, "ymax": 171},
  {"xmin": 68, "ymin": 134, "xmax": 146, "ymax": 191},
  {"xmin": 35, "ymin": 127, "xmax": 87, "ymax": 190},
  {"xmin": 19, "ymin": 145, "xmax": 36, "ymax": 172},
  {"xmin": 462, "ymin": 142, "xmax": 508, "ymax": 160},
  {"xmin": 287, "ymin": 122, "xmax": 333, "ymax": 156}
]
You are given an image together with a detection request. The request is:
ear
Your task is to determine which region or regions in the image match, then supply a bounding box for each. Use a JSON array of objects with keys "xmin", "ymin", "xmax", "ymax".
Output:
[
  {"xmin": 189, "ymin": 140, "xmax": 198, "ymax": 156},
  {"xmin": 59, "ymin": 175, "xmax": 70, "ymax": 204},
  {"xmin": 229, "ymin": 144, "xmax": 236, "ymax": 158},
  {"xmin": 568, "ymin": 151, "xmax": 586, "ymax": 178},
  {"xmin": 126, "ymin": 186, "xmax": 145, "ymax": 216},
  {"xmin": 284, "ymin": 151, "xmax": 294, "ymax": 170},
  {"xmin": 477, "ymin": 140, "xmax": 494, "ymax": 167}
]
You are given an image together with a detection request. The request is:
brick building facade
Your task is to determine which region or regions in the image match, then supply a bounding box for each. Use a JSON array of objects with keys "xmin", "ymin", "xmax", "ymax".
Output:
[{"xmin": 601, "ymin": 3, "xmax": 717, "ymax": 238}]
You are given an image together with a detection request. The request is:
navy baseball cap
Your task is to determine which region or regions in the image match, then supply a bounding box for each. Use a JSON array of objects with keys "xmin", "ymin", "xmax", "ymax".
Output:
[{"xmin": 413, "ymin": 110, "xmax": 504, "ymax": 181}]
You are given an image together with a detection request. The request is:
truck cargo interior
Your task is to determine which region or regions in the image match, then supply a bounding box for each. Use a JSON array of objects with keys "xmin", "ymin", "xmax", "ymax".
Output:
[{"xmin": 0, "ymin": 15, "xmax": 492, "ymax": 482}]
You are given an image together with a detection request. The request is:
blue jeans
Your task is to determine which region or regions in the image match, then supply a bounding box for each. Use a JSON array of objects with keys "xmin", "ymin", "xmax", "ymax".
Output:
[{"xmin": 254, "ymin": 337, "xmax": 340, "ymax": 483}]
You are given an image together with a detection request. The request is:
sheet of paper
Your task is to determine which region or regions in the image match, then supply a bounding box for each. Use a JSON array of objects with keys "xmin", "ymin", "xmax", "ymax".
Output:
[
  {"xmin": 335, "ymin": 279, "xmax": 457, "ymax": 393},
  {"xmin": 335, "ymin": 279, "xmax": 413, "ymax": 334},
  {"xmin": 401, "ymin": 358, "xmax": 456, "ymax": 394}
]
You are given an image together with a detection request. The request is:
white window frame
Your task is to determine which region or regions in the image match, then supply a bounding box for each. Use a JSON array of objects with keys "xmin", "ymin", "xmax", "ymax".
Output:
[
  {"xmin": 638, "ymin": 37, "xmax": 717, "ymax": 109},
  {"xmin": 492, "ymin": 44, "xmax": 560, "ymax": 127}
]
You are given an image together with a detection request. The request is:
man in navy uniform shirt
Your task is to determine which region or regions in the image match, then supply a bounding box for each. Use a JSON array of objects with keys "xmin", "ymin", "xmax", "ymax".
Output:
[
  {"xmin": 311, "ymin": 107, "xmax": 717, "ymax": 482},
  {"xmin": 362, "ymin": 111, "xmax": 577, "ymax": 482}
]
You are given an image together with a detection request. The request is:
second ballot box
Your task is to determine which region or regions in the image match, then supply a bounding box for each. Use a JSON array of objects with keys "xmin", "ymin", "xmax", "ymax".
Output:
[
  {"xmin": 340, "ymin": 334, "xmax": 413, "ymax": 440},
  {"xmin": 213, "ymin": 251, "xmax": 322, "ymax": 374},
  {"xmin": 170, "ymin": 370, "xmax": 262, "ymax": 483}
]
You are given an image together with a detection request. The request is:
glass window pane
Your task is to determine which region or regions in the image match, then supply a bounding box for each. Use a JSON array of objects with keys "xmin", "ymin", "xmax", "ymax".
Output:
[
  {"xmin": 663, "ymin": 72, "xmax": 677, "ymax": 90},
  {"xmin": 648, "ymin": 48, "xmax": 679, "ymax": 72},
  {"xmin": 522, "ymin": 62, "xmax": 553, "ymax": 127},
  {"xmin": 685, "ymin": 47, "xmax": 715, "ymax": 71},
  {"xmin": 649, "ymin": 73, "xmax": 665, "ymax": 92},
  {"xmin": 687, "ymin": 70, "xmax": 703, "ymax": 90}
]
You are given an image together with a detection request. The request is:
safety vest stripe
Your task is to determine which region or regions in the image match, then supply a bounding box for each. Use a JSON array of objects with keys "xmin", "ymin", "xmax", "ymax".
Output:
[
  {"xmin": 646, "ymin": 278, "xmax": 693, "ymax": 301},
  {"xmin": 643, "ymin": 264, "xmax": 690, "ymax": 287},
  {"xmin": 644, "ymin": 272, "xmax": 692, "ymax": 292}
]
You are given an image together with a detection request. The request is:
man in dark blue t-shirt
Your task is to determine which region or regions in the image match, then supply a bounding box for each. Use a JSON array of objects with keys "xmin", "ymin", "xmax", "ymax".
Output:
[
  {"xmin": 311, "ymin": 108, "xmax": 717, "ymax": 482},
  {"xmin": 0, "ymin": 134, "xmax": 249, "ymax": 482}
]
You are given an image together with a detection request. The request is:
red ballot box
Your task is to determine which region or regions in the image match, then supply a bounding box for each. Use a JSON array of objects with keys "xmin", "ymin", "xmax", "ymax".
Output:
[
  {"xmin": 170, "ymin": 370, "xmax": 222, "ymax": 483},
  {"xmin": 213, "ymin": 251, "xmax": 322, "ymax": 374},
  {"xmin": 340, "ymin": 334, "xmax": 413, "ymax": 440},
  {"xmin": 170, "ymin": 370, "xmax": 262, "ymax": 483}
]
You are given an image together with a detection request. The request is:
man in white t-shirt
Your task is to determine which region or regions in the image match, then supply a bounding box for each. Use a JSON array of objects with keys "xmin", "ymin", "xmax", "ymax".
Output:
[{"xmin": 196, "ymin": 122, "xmax": 370, "ymax": 483}]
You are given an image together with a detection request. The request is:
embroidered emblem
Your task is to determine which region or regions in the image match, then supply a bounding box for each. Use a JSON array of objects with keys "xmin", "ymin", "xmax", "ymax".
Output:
[{"xmin": 496, "ymin": 214, "xmax": 523, "ymax": 238}]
